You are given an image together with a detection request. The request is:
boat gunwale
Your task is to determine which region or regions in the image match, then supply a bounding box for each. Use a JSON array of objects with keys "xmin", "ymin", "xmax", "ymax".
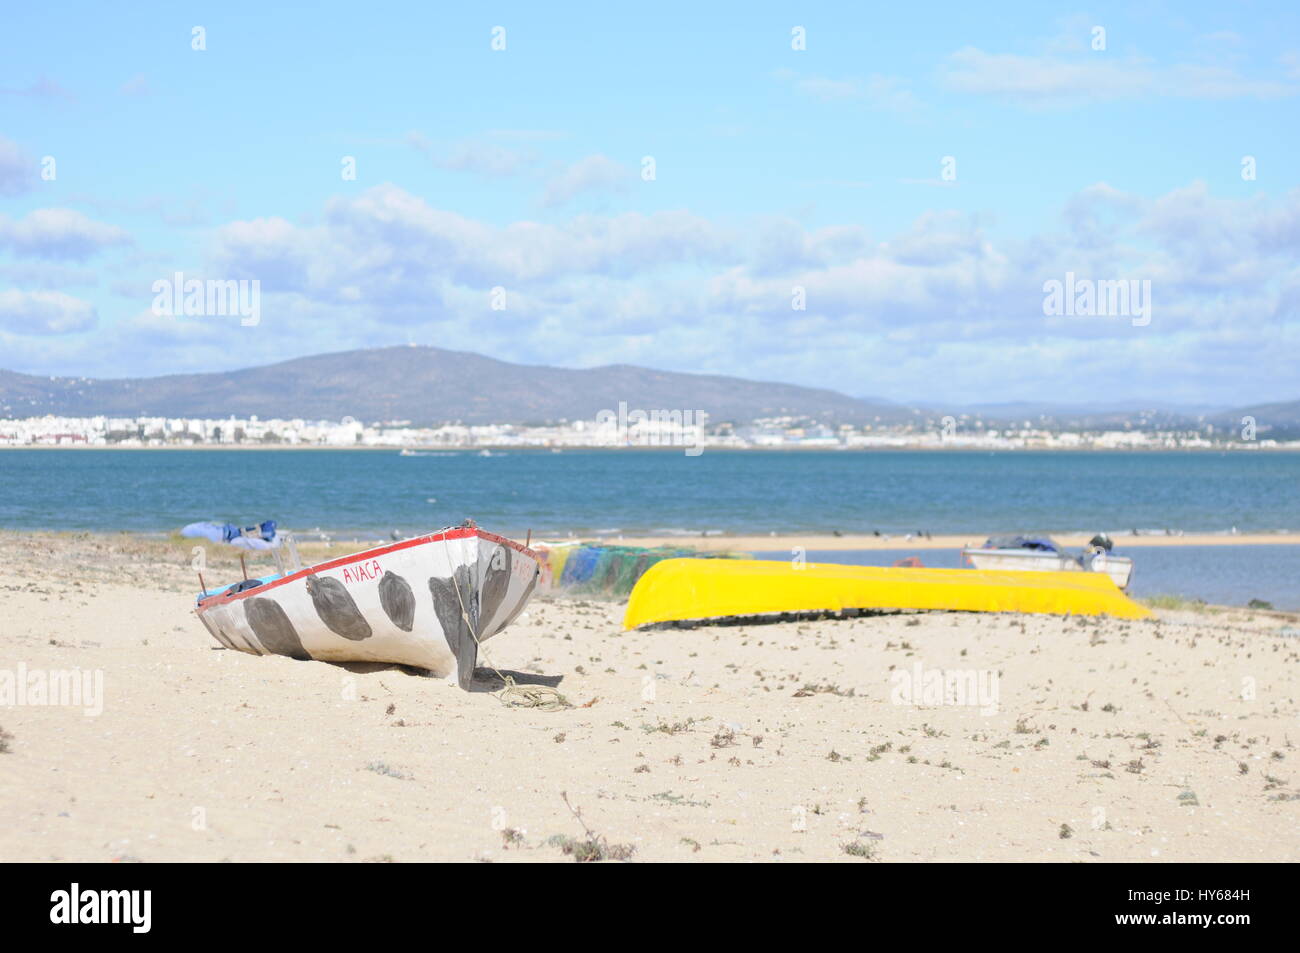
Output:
[
  {"xmin": 195, "ymin": 527, "xmax": 538, "ymax": 611},
  {"xmin": 962, "ymin": 548, "xmax": 1078, "ymax": 558},
  {"xmin": 962, "ymin": 547, "xmax": 1132, "ymax": 557}
]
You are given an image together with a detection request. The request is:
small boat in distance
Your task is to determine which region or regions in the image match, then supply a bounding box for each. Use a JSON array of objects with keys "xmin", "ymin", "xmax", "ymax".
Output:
[
  {"xmin": 194, "ymin": 521, "xmax": 540, "ymax": 688},
  {"xmin": 962, "ymin": 534, "xmax": 1134, "ymax": 590}
]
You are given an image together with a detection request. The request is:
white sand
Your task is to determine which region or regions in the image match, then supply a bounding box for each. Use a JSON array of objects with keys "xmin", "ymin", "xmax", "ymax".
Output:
[{"xmin": 0, "ymin": 532, "xmax": 1296, "ymax": 862}]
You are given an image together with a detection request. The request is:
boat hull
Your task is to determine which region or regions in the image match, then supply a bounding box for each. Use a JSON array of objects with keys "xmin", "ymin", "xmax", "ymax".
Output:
[
  {"xmin": 624, "ymin": 558, "xmax": 1152, "ymax": 629},
  {"xmin": 963, "ymin": 548, "xmax": 1134, "ymax": 590},
  {"xmin": 195, "ymin": 527, "xmax": 540, "ymax": 687}
]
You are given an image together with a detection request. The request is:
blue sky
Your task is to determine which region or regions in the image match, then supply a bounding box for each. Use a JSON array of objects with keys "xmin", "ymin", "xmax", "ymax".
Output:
[{"xmin": 1, "ymin": 1, "xmax": 1297, "ymax": 407}]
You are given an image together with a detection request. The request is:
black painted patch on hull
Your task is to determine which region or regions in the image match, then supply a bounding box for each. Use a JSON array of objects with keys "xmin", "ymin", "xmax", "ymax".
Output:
[
  {"xmin": 378, "ymin": 570, "xmax": 415, "ymax": 632},
  {"xmin": 429, "ymin": 565, "xmax": 478, "ymax": 689},
  {"xmin": 305, "ymin": 574, "xmax": 372, "ymax": 641},
  {"xmin": 244, "ymin": 598, "xmax": 311, "ymax": 660},
  {"xmin": 478, "ymin": 545, "xmax": 513, "ymax": 634}
]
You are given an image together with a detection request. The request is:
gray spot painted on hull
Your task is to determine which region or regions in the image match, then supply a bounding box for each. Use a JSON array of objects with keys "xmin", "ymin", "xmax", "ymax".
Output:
[
  {"xmin": 244, "ymin": 598, "xmax": 311, "ymax": 660},
  {"xmin": 305, "ymin": 574, "xmax": 372, "ymax": 641},
  {"xmin": 429, "ymin": 565, "xmax": 478, "ymax": 690},
  {"xmin": 378, "ymin": 570, "xmax": 415, "ymax": 632},
  {"xmin": 478, "ymin": 545, "xmax": 512, "ymax": 634},
  {"xmin": 497, "ymin": 565, "xmax": 540, "ymax": 631}
]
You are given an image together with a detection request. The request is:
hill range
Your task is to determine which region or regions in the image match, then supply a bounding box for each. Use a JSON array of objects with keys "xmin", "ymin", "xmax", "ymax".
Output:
[
  {"xmin": 0, "ymin": 346, "xmax": 917, "ymax": 427},
  {"xmin": 1, "ymin": 346, "xmax": 1295, "ymax": 435}
]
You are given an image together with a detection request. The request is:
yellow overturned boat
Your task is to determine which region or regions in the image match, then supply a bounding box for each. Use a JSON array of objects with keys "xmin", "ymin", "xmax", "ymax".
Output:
[{"xmin": 623, "ymin": 557, "xmax": 1152, "ymax": 629}]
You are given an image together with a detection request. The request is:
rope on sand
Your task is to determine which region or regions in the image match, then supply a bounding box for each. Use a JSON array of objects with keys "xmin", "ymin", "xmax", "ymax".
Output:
[
  {"xmin": 445, "ymin": 545, "xmax": 571, "ymax": 711},
  {"xmin": 496, "ymin": 675, "xmax": 571, "ymax": 711}
]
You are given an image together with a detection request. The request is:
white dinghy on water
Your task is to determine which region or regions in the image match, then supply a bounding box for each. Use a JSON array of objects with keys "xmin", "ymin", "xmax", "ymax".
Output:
[
  {"xmin": 194, "ymin": 521, "xmax": 540, "ymax": 688},
  {"xmin": 961, "ymin": 533, "xmax": 1134, "ymax": 590}
]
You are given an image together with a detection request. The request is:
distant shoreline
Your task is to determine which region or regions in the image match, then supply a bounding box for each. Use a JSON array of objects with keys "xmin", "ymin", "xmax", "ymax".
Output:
[
  {"xmin": 3, "ymin": 444, "xmax": 1300, "ymax": 453},
  {"xmin": 586, "ymin": 532, "xmax": 1300, "ymax": 551}
]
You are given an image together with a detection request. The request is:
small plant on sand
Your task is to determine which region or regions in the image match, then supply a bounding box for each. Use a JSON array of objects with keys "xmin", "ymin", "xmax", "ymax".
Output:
[
  {"xmin": 548, "ymin": 792, "xmax": 635, "ymax": 863},
  {"xmin": 841, "ymin": 840, "xmax": 877, "ymax": 860},
  {"xmin": 0, "ymin": 726, "xmax": 12, "ymax": 754},
  {"xmin": 1141, "ymin": 594, "xmax": 1208, "ymax": 611},
  {"xmin": 642, "ymin": 718, "xmax": 696, "ymax": 735},
  {"xmin": 710, "ymin": 728, "xmax": 738, "ymax": 748},
  {"xmin": 793, "ymin": 683, "xmax": 854, "ymax": 697},
  {"xmin": 1059, "ymin": 823, "xmax": 1073, "ymax": 839},
  {"xmin": 651, "ymin": 791, "xmax": 711, "ymax": 807}
]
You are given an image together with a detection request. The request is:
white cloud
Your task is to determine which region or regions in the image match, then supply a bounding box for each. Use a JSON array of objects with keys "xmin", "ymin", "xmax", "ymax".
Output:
[
  {"xmin": 941, "ymin": 46, "xmax": 1297, "ymax": 105},
  {"xmin": 120, "ymin": 73, "xmax": 151, "ymax": 96},
  {"xmin": 16, "ymin": 181, "xmax": 1299, "ymax": 404},
  {"xmin": 0, "ymin": 262, "xmax": 98, "ymax": 289},
  {"xmin": 407, "ymin": 132, "xmax": 535, "ymax": 177},
  {"xmin": 0, "ymin": 137, "xmax": 33, "ymax": 197},
  {"xmin": 540, "ymin": 154, "xmax": 631, "ymax": 207},
  {"xmin": 0, "ymin": 76, "xmax": 73, "ymax": 101},
  {"xmin": 942, "ymin": 47, "xmax": 1152, "ymax": 103},
  {"xmin": 775, "ymin": 69, "xmax": 920, "ymax": 111},
  {"xmin": 0, "ymin": 208, "xmax": 132, "ymax": 260},
  {"xmin": 0, "ymin": 289, "xmax": 97, "ymax": 334}
]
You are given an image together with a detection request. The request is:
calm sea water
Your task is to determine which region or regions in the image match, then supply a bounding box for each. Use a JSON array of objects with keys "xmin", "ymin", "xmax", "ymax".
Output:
[
  {"xmin": 1, "ymin": 448, "xmax": 1295, "ymax": 536},
  {"xmin": 1, "ymin": 449, "xmax": 1297, "ymax": 607}
]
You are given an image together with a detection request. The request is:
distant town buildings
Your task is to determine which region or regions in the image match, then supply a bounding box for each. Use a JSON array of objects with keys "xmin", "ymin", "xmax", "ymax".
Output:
[{"xmin": 0, "ymin": 413, "xmax": 1292, "ymax": 450}]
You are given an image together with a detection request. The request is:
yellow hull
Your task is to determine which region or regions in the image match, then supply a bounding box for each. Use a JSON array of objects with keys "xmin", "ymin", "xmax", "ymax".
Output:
[{"xmin": 623, "ymin": 558, "xmax": 1153, "ymax": 629}]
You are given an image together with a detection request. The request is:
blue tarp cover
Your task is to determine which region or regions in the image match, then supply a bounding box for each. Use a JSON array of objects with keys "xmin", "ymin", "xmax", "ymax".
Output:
[
  {"xmin": 182, "ymin": 520, "xmax": 279, "ymax": 550},
  {"xmin": 982, "ymin": 535, "xmax": 1062, "ymax": 553}
]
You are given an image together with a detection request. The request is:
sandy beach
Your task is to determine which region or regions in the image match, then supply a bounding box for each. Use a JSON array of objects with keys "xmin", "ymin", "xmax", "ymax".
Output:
[{"xmin": 0, "ymin": 531, "xmax": 1296, "ymax": 862}]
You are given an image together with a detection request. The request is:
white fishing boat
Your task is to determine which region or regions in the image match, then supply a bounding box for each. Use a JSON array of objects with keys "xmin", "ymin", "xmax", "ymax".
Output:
[
  {"xmin": 962, "ymin": 534, "xmax": 1134, "ymax": 590},
  {"xmin": 194, "ymin": 521, "xmax": 540, "ymax": 688}
]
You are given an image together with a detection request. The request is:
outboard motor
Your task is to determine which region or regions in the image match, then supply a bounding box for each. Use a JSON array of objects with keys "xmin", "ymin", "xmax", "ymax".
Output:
[{"xmin": 1087, "ymin": 533, "xmax": 1113, "ymax": 553}]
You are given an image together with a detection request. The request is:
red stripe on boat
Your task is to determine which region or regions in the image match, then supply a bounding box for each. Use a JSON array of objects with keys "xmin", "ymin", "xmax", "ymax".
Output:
[{"xmin": 196, "ymin": 527, "xmax": 537, "ymax": 610}]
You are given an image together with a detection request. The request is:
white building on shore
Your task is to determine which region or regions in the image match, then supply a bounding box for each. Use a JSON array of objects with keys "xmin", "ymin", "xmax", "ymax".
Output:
[{"xmin": 0, "ymin": 413, "xmax": 1294, "ymax": 451}]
